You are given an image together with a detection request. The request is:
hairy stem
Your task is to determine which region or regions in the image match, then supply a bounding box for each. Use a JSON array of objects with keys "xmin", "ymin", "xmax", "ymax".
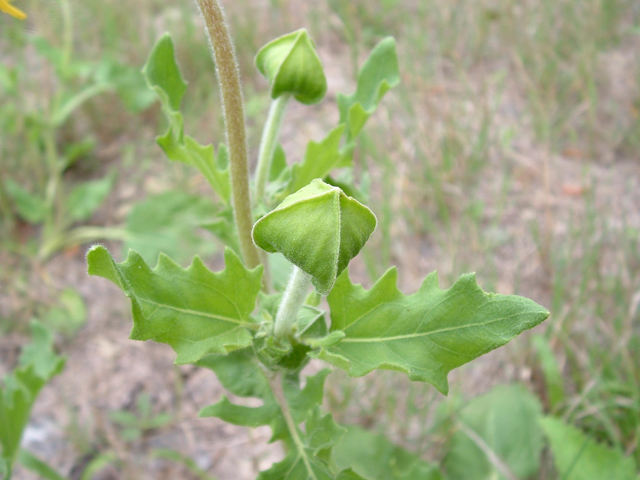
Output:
[
  {"xmin": 196, "ymin": 0, "xmax": 261, "ymax": 269},
  {"xmin": 254, "ymin": 94, "xmax": 290, "ymax": 201},
  {"xmin": 274, "ymin": 266, "xmax": 312, "ymax": 339}
]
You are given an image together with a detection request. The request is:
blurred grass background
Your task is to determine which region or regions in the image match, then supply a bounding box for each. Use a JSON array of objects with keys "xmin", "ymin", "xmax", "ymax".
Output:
[{"xmin": 1, "ymin": 0, "xmax": 640, "ymax": 478}]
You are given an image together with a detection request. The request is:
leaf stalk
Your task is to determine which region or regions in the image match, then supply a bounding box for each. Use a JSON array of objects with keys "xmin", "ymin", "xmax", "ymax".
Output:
[
  {"xmin": 254, "ymin": 93, "xmax": 290, "ymax": 201},
  {"xmin": 274, "ymin": 265, "xmax": 312, "ymax": 339}
]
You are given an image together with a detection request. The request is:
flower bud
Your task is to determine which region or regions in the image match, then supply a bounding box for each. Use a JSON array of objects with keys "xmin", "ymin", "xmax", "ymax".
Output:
[
  {"xmin": 252, "ymin": 179, "xmax": 376, "ymax": 295},
  {"xmin": 255, "ymin": 29, "xmax": 327, "ymax": 105}
]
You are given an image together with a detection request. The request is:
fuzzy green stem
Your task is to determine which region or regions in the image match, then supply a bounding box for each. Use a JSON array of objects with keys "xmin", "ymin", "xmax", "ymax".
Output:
[
  {"xmin": 254, "ymin": 94, "xmax": 290, "ymax": 201},
  {"xmin": 274, "ymin": 266, "xmax": 312, "ymax": 339},
  {"xmin": 196, "ymin": 0, "xmax": 261, "ymax": 270}
]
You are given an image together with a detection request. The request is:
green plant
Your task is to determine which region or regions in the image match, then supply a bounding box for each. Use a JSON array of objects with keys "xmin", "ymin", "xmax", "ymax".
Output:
[
  {"xmin": 0, "ymin": 2, "xmax": 152, "ymax": 260},
  {"xmin": 85, "ymin": 1, "xmax": 550, "ymax": 478},
  {"xmin": 0, "ymin": 322, "xmax": 66, "ymax": 479}
]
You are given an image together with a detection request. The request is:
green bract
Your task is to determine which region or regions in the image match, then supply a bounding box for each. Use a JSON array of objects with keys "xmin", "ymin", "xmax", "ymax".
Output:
[
  {"xmin": 256, "ymin": 29, "xmax": 327, "ymax": 105},
  {"xmin": 252, "ymin": 179, "xmax": 376, "ymax": 295}
]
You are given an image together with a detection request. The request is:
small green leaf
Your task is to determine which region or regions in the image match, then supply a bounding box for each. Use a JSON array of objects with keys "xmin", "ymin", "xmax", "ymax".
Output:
[
  {"xmin": 199, "ymin": 351, "xmax": 333, "ymax": 447},
  {"xmin": 283, "ymin": 125, "xmax": 346, "ymax": 197},
  {"xmin": 315, "ymin": 270, "xmax": 549, "ymax": 394},
  {"xmin": 306, "ymin": 409, "xmax": 347, "ymax": 455},
  {"xmin": 0, "ymin": 322, "xmax": 65, "ymax": 474},
  {"xmin": 334, "ymin": 425, "xmax": 444, "ymax": 480},
  {"xmin": 143, "ymin": 34, "xmax": 230, "ymax": 203},
  {"xmin": 443, "ymin": 384, "xmax": 544, "ymax": 480},
  {"xmin": 270, "ymin": 143, "xmax": 288, "ymax": 182},
  {"xmin": 86, "ymin": 246, "xmax": 263, "ymax": 364},
  {"xmin": 337, "ymin": 37, "xmax": 400, "ymax": 153},
  {"xmin": 4, "ymin": 179, "xmax": 47, "ymax": 224},
  {"xmin": 540, "ymin": 417, "xmax": 637, "ymax": 480},
  {"xmin": 256, "ymin": 29, "xmax": 327, "ymax": 105},
  {"xmin": 253, "ymin": 179, "xmax": 377, "ymax": 295},
  {"xmin": 18, "ymin": 322, "xmax": 66, "ymax": 384},
  {"xmin": 142, "ymin": 33, "xmax": 187, "ymax": 111},
  {"xmin": 198, "ymin": 349, "xmax": 280, "ymax": 429},
  {"xmin": 65, "ymin": 173, "xmax": 116, "ymax": 222}
]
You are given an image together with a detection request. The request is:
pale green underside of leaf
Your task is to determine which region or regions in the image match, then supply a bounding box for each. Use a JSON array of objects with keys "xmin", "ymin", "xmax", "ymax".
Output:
[
  {"xmin": 540, "ymin": 417, "xmax": 637, "ymax": 480},
  {"xmin": 315, "ymin": 269, "xmax": 549, "ymax": 394},
  {"xmin": 86, "ymin": 246, "xmax": 263, "ymax": 364}
]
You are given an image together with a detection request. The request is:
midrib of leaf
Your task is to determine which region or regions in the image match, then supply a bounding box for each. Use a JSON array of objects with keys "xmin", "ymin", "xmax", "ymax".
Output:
[
  {"xmin": 138, "ymin": 295, "xmax": 257, "ymax": 329},
  {"xmin": 340, "ymin": 311, "xmax": 527, "ymax": 343},
  {"xmin": 339, "ymin": 283, "xmax": 463, "ymax": 334}
]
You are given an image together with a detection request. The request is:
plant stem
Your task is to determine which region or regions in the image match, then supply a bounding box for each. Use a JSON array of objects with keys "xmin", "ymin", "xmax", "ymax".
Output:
[
  {"xmin": 274, "ymin": 266, "xmax": 312, "ymax": 339},
  {"xmin": 196, "ymin": 0, "xmax": 261, "ymax": 270},
  {"xmin": 60, "ymin": 0, "xmax": 73, "ymax": 71},
  {"xmin": 267, "ymin": 371, "xmax": 315, "ymax": 474},
  {"xmin": 42, "ymin": 127, "xmax": 61, "ymax": 249},
  {"xmin": 254, "ymin": 94, "xmax": 290, "ymax": 201}
]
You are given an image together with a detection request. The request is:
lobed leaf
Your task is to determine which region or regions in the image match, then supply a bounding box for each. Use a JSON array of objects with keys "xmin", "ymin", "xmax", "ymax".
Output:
[
  {"xmin": 143, "ymin": 34, "xmax": 230, "ymax": 203},
  {"xmin": 142, "ymin": 33, "xmax": 187, "ymax": 111},
  {"xmin": 86, "ymin": 246, "xmax": 263, "ymax": 364},
  {"xmin": 337, "ymin": 37, "xmax": 400, "ymax": 158},
  {"xmin": 315, "ymin": 269, "xmax": 549, "ymax": 394}
]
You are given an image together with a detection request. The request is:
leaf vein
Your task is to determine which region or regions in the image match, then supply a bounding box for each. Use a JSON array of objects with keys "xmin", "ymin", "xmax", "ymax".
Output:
[
  {"xmin": 138, "ymin": 297, "xmax": 255, "ymax": 328},
  {"xmin": 340, "ymin": 311, "xmax": 528, "ymax": 343}
]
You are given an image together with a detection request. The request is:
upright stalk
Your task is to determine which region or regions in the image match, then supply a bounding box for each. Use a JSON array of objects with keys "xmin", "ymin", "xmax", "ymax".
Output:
[
  {"xmin": 60, "ymin": 0, "xmax": 73, "ymax": 71},
  {"xmin": 254, "ymin": 94, "xmax": 290, "ymax": 201},
  {"xmin": 274, "ymin": 266, "xmax": 312, "ymax": 339},
  {"xmin": 196, "ymin": 0, "xmax": 261, "ymax": 269}
]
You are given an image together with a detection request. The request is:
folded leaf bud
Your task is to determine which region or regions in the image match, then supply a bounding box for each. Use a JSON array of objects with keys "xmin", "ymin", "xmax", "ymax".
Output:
[
  {"xmin": 252, "ymin": 179, "xmax": 376, "ymax": 295},
  {"xmin": 255, "ymin": 29, "xmax": 327, "ymax": 105}
]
